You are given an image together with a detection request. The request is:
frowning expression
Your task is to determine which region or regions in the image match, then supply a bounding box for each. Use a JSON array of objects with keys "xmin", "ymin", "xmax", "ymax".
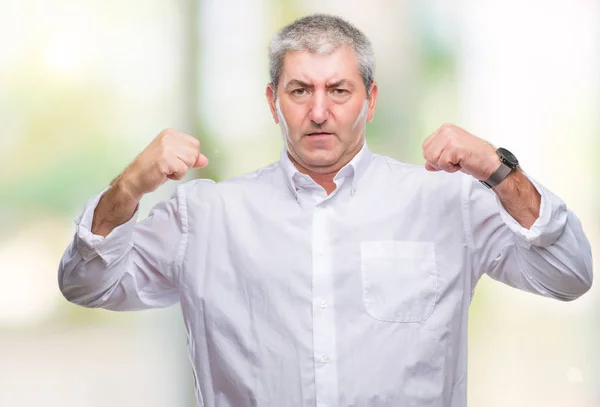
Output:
[{"xmin": 266, "ymin": 46, "xmax": 378, "ymax": 174}]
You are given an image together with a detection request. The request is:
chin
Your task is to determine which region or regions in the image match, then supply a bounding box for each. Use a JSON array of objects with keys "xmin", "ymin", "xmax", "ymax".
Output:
[{"xmin": 300, "ymin": 150, "xmax": 340, "ymax": 168}]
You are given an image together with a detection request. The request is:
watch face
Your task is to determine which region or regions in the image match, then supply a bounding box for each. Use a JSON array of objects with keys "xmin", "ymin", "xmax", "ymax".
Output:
[{"xmin": 497, "ymin": 147, "xmax": 519, "ymax": 167}]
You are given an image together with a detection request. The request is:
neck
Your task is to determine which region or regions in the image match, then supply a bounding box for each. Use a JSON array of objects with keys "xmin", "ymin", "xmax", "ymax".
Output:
[
  {"xmin": 288, "ymin": 154, "xmax": 339, "ymax": 195},
  {"xmin": 287, "ymin": 142, "xmax": 363, "ymax": 195}
]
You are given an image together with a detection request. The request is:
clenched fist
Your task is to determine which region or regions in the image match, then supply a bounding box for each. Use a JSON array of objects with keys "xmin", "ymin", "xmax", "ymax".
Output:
[
  {"xmin": 118, "ymin": 129, "xmax": 209, "ymax": 201},
  {"xmin": 92, "ymin": 129, "xmax": 208, "ymax": 237},
  {"xmin": 422, "ymin": 123, "xmax": 500, "ymax": 181}
]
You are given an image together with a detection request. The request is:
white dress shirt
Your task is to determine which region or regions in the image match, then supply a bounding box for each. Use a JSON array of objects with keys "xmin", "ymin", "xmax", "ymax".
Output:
[{"xmin": 58, "ymin": 143, "xmax": 593, "ymax": 407}]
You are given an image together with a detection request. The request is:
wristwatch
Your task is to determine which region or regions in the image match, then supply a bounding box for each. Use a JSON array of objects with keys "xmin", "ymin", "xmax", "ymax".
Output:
[{"xmin": 480, "ymin": 147, "xmax": 519, "ymax": 189}]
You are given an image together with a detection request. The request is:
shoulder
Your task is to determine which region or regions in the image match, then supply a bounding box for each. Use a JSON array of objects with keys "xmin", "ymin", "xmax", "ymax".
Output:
[
  {"xmin": 218, "ymin": 161, "xmax": 281, "ymax": 190},
  {"xmin": 372, "ymin": 153, "xmax": 468, "ymax": 193},
  {"xmin": 179, "ymin": 161, "xmax": 282, "ymax": 204}
]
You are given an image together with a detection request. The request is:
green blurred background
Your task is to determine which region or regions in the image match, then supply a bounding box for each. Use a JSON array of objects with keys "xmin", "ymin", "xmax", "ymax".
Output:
[{"xmin": 0, "ymin": 0, "xmax": 598, "ymax": 406}]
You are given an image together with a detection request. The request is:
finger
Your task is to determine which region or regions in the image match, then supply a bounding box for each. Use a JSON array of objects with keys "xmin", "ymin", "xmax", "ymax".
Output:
[
  {"xmin": 438, "ymin": 150, "xmax": 461, "ymax": 173},
  {"xmin": 422, "ymin": 130, "xmax": 437, "ymax": 150},
  {"xmin": 182, "ymin": 133, "xmax": 202, "ymax": 150},
  {"xmin": 162, "ymin": 129, "xmax": 202, "ymax": 153},
  {"xmin": 166, "ymin": 158, "xmax": 189, "ymax": 180},
  {"xmin": 442, "ymin": 163, "xmax": 461, "ymax": 173},
  {"xmin": 163, "ymin": 128, "xmax": 193, "ymax": 140},
  {"xmin": 179, "ymin": 135, "xmax": 208, "ymax": 167},
  {"xmin": 193, "ymin": 153, "xmax": 209, "ymax": 168},
  {"xmin": 176, "ymin": 146, "xmax": 202, "ymax": 168},
  {"xmin": 425, "ymin": 161, "xmax": 440, "ymax": 171},
  {"xmin": 423, "ymin": 140, "xmax": 444, "ymax": 171}
]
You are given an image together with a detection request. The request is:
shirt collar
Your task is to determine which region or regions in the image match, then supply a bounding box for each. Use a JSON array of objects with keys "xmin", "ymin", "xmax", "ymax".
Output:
[{"xmin": 280, "ymin": 141, "xmax": 373, "ymax": 200}]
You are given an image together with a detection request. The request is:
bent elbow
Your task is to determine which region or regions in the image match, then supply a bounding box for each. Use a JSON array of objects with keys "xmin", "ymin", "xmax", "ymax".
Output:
[
  {"xmin": 58, "ymin": 280, "xmax": 104, "ymax": 308},
  {"xmin": 554, "ymin": 261, "xmax": 594, "ymax": 302},
  {"xmin": 564, "ymin": 267, "xmax": 593, "ymax": 301},
  {"xmin": 58, "ymin": 264, "xmax": 109, "ymax": 309}
]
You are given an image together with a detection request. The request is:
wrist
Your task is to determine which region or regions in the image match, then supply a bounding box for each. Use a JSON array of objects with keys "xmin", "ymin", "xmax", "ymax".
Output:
[{"xmin": 480, "ymin": 147, "xmax": 520, "ymax": 189}]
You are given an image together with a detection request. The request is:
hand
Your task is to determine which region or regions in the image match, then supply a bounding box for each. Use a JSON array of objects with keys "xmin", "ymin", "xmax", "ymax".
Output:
[
  {"xmin": 117, "ymin": 129, "xmax": 209, "ymax": 200},
  {"xmin": 422, "ymin": 123, "xmax": 500, "ymax": 180}
]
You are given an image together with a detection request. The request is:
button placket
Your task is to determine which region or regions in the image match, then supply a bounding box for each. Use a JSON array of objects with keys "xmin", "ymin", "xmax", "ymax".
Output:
[{"xmin": 312, "ymin": 204, "xmax": 339, "ymax": 406}]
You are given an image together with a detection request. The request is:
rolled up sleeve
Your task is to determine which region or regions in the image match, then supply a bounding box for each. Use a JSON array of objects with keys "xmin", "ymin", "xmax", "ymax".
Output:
[
  {"xmin": 465, "ymin": 174, "xmax": 593, "ymax": 301},
  {"xmin": 58, "ymin": 185, "xmax": 186, "ymax": 311}
]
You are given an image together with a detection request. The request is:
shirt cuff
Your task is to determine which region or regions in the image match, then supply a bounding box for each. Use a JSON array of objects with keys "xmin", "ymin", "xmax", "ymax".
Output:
[
  {"xmin": 494, "ymin": 173, "xmax": 568, "ymax": 249},
  {"xmin": 74, "ymin": 187, "xmax": 139, "ymax": 264}
]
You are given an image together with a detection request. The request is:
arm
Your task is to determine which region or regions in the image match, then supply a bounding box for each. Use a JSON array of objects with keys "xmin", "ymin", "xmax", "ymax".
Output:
[
  {"xmin": 421, "ymin": 122, "xmax": 592, "ymax": 300},
  {"xmin": 58, "ymin": 128, "xmax": 210, "ymax": 310},
  {"xmin": 58, "ymin": 184, "xmax": 188, "ymax": 310},
  {"xmin": 464, "ymin": 174, "xmax": 592, "ymax": 300},
  {"xmin": 492, "ymin": 168, "xmax": 541, "ymax": 229},
  {"xmin": 90, "ymin": 174, "xmax": 141, "ymax": 238}
]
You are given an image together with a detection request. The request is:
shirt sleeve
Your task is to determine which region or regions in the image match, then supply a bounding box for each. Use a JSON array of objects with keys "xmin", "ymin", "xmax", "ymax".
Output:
[
  {"xmin": 58, "ymin": 183, "xmax": 189, "ymax": 311},
  {"xmin": 463, "ymin": 173, "xmax": 593, "ymax": 301}
]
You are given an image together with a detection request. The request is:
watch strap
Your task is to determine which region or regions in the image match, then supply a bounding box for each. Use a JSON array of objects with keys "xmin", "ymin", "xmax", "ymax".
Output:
[{"xmin": 480, "ymin": 162, "xmax": 513, "ymax": 189}]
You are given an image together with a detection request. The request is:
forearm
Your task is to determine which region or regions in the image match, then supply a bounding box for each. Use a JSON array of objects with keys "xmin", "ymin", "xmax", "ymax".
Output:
[
  {"xmin": 92, "ymin": 177, "xmax": 141, "ymax": 237},
  {"xmin": 493, "ymin": 168, "xmax": 541, "ymax": 229},
  {"xmin": 468, "ymin": 173, "xmax": 593, "ymax": 301},
  {"xmin": 59, "ymin": 184, "xmax": 184, "ymax": 310},
  {"xmin": 486, "ymin": 210, "xmax": 593, "ymax": 301},
  {"xmin": 58, "ymin": 186, "xmax": 141, "ymax": 308}
]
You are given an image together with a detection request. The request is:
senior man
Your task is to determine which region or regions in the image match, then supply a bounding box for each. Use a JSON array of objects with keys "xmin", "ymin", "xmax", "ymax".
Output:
[{"xmin": 59, "ymin": 13, "xmax": 593, "ymax": 407}]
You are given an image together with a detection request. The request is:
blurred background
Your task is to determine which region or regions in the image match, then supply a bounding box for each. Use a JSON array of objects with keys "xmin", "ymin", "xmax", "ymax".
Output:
[{"xmin": 0, "ymin": 0, "xmax": 598, "ymax": 405}]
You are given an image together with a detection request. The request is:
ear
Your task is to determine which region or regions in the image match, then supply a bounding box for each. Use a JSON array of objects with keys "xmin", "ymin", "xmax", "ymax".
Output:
[
  {"xmin": 366, "ymin": 82, "xmax": 378, "ymax": 123},
  {"xmin": 266, "ymin": 84, "xmax": 279, "ymax": 124}
]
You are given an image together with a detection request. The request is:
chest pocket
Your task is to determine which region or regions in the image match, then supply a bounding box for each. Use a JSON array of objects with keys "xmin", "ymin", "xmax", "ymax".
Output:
[{"xmin": 360, "ymin": 241, "xmax": 438, "ymax": 323}]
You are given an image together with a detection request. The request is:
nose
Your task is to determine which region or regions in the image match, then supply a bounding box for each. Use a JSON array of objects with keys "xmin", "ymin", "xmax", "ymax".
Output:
[{"xmin": 309, "ymin": 91, "xmax": 330, "ymax": 125}]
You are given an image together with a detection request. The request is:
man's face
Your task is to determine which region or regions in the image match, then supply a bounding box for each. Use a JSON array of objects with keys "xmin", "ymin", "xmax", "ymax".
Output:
[{"xmin": 266, "ymin": 46, "xmax": 378, "ymax": 174}]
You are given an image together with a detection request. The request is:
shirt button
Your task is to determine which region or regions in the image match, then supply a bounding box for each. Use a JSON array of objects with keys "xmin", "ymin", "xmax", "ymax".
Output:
[
  {"xmin": 321, "ymin": 355, "xmax": 330, "ymax": 364},
  {"xmin": 320, "ymin": 300, "xmax": 328, "ymax": 308}
]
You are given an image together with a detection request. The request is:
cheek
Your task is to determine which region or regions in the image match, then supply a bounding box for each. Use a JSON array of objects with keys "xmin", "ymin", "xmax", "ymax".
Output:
[
  {"xmin": 285, "ymin": 107, "xmax": 308, "ymax": 132},
  {"xmin": 334, "ymin": 102, "xmax": 366, "ymax": 129}
]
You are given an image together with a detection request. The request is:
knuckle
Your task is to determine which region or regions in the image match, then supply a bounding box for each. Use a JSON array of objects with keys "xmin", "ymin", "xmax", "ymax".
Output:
[
  {"xmin": 159, "ymin": 151, "xmax": 172, "ymax": 166},
  {"xmin": 159, "ymin": 147, "xmax": 170, "ymax": 159},
  {"xmin": 158, "ymin": 163, "xmax": 169, "ymax": 175},
  {"xmin": 439, "ymin": 123, "xmax": 454, "ymax": 137},
  {"xmin": 446, "ymin": 140, "xmax": 457, "ymax": 152},
  {"xmin": 159, "ymin": 133, "xmax": 171, "ymax": 147},
  {"xmin": 159, "ymin": 128, "xmax": 179, "ymax": 143}
]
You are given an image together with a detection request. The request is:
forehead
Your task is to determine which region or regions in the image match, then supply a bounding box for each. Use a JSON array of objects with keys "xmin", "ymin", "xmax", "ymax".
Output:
[{"xmin": 280, "ymin": 46, "xmax": 361, "ymax": 86}]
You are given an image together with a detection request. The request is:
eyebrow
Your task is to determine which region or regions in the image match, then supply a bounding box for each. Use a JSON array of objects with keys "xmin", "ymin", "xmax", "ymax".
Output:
[
  {"xmin": 327, "ymin": 79, "xmax": 355, "ymax": 89},
  {"xmin": 285, "ymin": 79, "xmax": 356, "ymax": 90}
]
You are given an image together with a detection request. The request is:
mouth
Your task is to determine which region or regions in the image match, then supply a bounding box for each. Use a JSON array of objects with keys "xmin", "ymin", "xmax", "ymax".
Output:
[{"xmin": 306, "ymin": 132, "xmax": 334, "ymax": 137}]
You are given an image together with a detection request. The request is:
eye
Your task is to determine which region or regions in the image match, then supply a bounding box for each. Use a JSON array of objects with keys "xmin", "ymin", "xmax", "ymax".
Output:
[
  {"xmin": 292, "ymin": 88, "xmax": 307, "ymax": 96},
  {"xmin": 332, "ymin": 88, "xmax": 349, "ymax": 95}
]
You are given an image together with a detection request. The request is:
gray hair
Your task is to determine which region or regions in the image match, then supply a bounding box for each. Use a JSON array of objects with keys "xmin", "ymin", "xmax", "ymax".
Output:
[{"xmin": 268, "ymin": 14, "xmax": 375, "ymax": 97}]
